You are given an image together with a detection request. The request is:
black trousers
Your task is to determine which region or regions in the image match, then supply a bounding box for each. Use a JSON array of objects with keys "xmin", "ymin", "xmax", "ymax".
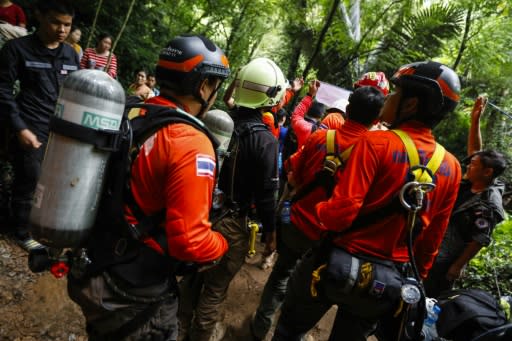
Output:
[{"xmin": 10, "ymin": 138, "xmax": 46, "ymax": 237}]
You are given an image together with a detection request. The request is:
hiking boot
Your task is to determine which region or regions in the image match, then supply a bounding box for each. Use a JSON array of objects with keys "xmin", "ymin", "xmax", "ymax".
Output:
[{"xmin": 249, "ymin": 313, "xmax": 263, "ymax": 341}]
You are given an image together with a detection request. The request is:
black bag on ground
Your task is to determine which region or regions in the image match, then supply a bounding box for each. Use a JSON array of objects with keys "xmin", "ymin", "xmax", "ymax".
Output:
[{"xmin": 436, "ymin": 288, "xmax": 507, "ymax": 341}]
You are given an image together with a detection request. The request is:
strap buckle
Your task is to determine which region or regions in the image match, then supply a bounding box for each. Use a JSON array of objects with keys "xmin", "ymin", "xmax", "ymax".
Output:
[{"xmin": 323, "ymin": 157, "xmax": 340, "ymax": 176}]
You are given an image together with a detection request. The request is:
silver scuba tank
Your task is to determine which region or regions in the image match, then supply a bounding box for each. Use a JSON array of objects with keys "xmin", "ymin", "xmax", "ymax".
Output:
[
  {"xmin": 29, "ymin": 70, "xmax": 125, "ymax": 248},
  {"xmin": 201, "ymin": 109, "xmax": 234, "ymax": 171},
  {"xmin": 201, "ymin": 109, "xmax": 234, "ymax": 211}
]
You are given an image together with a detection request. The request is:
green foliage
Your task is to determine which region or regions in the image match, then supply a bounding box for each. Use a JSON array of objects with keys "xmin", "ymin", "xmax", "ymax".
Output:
[
  {"xmin": 374, "ymin": 2, "xmax": 465, "ymax": 75},
  {"xmin": 12, "ymin": 0, "xmax": 512, "ymax": 156},
  {"xmin": 461, "ymin": 218, "xmax": 512, "ymax": 297}
]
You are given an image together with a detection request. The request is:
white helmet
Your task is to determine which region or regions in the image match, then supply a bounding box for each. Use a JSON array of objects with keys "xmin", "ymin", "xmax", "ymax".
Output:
[
  {"xmin": 233, "ymin": 57, "xmax": 287, "ymax": 109},
  {"xmin": 329, "ymin": 98, "xmax": 349, "ymax": 114}
]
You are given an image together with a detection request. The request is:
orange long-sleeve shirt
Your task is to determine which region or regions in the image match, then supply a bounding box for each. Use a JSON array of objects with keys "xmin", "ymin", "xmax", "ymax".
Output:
[
  {"xmin": 316, "ymin": 122, "xmax": 461, "ymax": 278},
  {"xmin": 128, "ymin": 96, "xmax": 228, "ymax": 263},
  {"xmin": 286, "ymin": 119, "xmax": 368, "ymax": 240}
]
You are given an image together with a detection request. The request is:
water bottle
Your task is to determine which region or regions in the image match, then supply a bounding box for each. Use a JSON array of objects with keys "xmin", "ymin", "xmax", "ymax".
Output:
[
  {"xmin": 278, "ymin": 151, "xmax": 283, "ymax": 175},
  {"xmin": 281, "ymin": 200, "xmax": 291, "ymax": 225},
  {"xmin": 422, "ymin": 297, "xmax": 441, "ymax": 341}
]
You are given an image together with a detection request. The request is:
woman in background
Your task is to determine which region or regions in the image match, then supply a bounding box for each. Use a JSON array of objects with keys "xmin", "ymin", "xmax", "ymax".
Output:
[{"xmin": 80, "ymin": 33, "xmax": 117, "ymax": 78}]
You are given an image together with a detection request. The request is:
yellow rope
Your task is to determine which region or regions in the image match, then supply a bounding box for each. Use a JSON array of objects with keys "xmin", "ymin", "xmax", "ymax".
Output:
[{"xmin": 310, "ymin": 264, "xmax": 327, "ymax": 297}]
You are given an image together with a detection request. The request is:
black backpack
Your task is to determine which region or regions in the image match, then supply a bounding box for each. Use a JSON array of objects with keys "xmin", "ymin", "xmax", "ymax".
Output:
[
  {"xmin": 216, "ymin": 121, "xmax": 268, "ymax": 210},
  {"xmin": 75, "ymin": 103, "xmax": 218, "ymax": 285},
  {"xmin": 436, "ymin": 288, "xmax": 508, "ymax": 341}
]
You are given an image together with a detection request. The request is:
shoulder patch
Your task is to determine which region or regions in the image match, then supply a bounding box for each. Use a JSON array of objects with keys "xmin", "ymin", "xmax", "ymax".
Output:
[{"xmin": 196, "ymin": 154, "xmax": 215, "ymax": 178}]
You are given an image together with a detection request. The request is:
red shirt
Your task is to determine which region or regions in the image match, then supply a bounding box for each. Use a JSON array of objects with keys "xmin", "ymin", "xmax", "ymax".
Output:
[
  {"xmin": 316, "ymin": 122, "xmax": 461, "ymax": 278},
  {"xmin": 0, "ymin": 3, "xmax": 26, "ymax": 26},
  {"xmin": 128, "ymin": 96, "xmax": 228, "ymax": 263},
  {"xmin": 80, "ymin": 47, "xmax": 117, "ymax": 78},
  {"xmin": 291, "ymin": 95, "xmax": 316, "ymax": 148},
  {"xmin": 287, "ymin": 119, "xmax": 368, "ymax": 240}
]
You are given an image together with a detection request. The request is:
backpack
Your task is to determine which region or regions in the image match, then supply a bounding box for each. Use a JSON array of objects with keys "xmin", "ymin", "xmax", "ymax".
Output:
[
  {"xmin": 215, "ymin": 120, "xmax": 268, "ymax": 215},
  {"xmin": 83, "ymin": 103, "xmax": 219, "ymax": 285},
  {"xmin": 436, "ymin": 289, "xmax": 508, "ymax": 341}
]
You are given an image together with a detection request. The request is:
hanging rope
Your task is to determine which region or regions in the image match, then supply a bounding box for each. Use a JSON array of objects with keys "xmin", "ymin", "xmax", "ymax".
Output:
[
  {"xmin": 487, "ymin": 101, "xmax": 512, "ymax": 121},
  {"xmin": 86, "ymin": 0, "xmax": 104, "ymax": 49},
  {"xmin": 106, "ymin": 0, "xmax": 136, "ymax": 73}
]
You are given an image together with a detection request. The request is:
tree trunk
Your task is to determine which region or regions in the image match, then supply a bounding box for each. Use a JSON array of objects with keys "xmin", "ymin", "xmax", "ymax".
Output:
[
  {"xmin": 225, "ymin": 1, "xmax": 251, "ymax": 56},
  {"xmin": 286, "ymin": 0, "xmax": 307, "ymax": 78},
  {"xmin": 302, "ymin": 0, "xmax": 341, "ymax": 79},
  {"xmin": 106, "ymin": 0, "xmax": 136, "ymax": 72},
  {"xmin": 86, "ymin": 0, "xmax": 104, "ymax": 48},
  {"xmin": 452, "ymin": 8, "xmax": 472, "ymax": 72}
]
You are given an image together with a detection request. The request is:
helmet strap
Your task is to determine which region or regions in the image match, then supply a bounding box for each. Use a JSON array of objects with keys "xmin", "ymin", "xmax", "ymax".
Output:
[
  {"xmin": 389, "ymin": 96, "xmax": 415, "ymax": 129},
  {"xmin": 195, "ymin": 78, "xmax": 225, "ymax": 117}
]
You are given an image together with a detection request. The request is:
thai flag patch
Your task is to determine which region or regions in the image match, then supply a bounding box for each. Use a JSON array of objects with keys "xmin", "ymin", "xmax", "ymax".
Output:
[
  {"xmin": 196, "ymin": 154, "xmax": 215, "ymax": 177},
  {"xmin": 370, "ymin": 280, "xmax": 386, "ymax": 297}
]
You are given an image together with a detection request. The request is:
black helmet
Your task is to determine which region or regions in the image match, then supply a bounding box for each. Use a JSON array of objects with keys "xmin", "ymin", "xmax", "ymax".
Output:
[
  {"xmin": 391, "ymin": 61, "xmax": 460, "ymax": 124},
  {"xmin": 155, "ymin": 34, "xmax": 230, "ymax": 96}
]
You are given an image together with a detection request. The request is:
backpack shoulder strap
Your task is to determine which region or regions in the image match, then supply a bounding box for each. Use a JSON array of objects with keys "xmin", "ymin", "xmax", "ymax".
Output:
[
  {"xmin": 324, "ymin": 130, "xmax": 353, "ymax": 175},
  {"xmin": 292, "ymin": 130, "xmax": 353, "ymax": 203},
  {"xmin": 392, "ymin": 129, "xmax": 446, "ymax": 183},
  {"xmin": 347, "ymin": 131, "xmax": 445, "ymax": 231},
  {"xmin": 105, "ymin": 104, "xmax": 217, "ymax": 248}
]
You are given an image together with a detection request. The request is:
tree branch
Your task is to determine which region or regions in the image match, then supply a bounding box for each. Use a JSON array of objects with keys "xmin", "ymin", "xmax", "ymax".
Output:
[
  {"xmin": 87, "ymin": 0, "xmax": 104, "ymax": 48},
  {"xmin": 106, "ymin": 0, "xmax": 136, "ymax": 72},
  {"xmin": 452, "ymin": 8, "xmax": 472, "ymax": 72},
  {"xmin": 302, "ymin": 0, "xmax": 341, "ymax": 79}
]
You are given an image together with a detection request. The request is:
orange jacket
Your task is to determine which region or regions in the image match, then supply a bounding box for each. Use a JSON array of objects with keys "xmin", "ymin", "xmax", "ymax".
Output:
[
  {"xmin": 316, "ymin": 121, "xmax": 461, "ymax": 278},
  {"xmin": 322, "ymin": 112, "xmax": 345, "ymax": 130},
  {"xmin": 286, "ymin": 119, "xmax": 368, "ymax": 240},
  {"xmin": 127, "ymin": 96, "xmax": 228, "ymax": 263},
  {"xmin": 262, "ymin": 111, "xmax": 279, "ymax": 138}
]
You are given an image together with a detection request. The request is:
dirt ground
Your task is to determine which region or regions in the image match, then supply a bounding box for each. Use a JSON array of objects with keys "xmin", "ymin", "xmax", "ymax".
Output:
[{"xmin": 0, "ymin": 234, "xmax": 344, "ymax": 341}]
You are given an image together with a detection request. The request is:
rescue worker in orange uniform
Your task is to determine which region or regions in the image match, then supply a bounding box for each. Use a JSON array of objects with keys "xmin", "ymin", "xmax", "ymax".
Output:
[
  {"xmin": 250, "ymin": 86, "xmax": 385, "ymax": 341},
  {"xmin": 271, "ymin": 61, "xmax": 463, "ymax": 341},
  {"xmin": 67, "ymin": 34, "xmax": 229, "ymax": 341}
]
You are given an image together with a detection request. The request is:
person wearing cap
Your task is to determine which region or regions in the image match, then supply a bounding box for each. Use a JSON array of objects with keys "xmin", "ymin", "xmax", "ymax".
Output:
[
  {"xmin": 185, "ymin": 57, "xmax": 286, "ymax": 341},
  {"xmin": 67, "ymin": 34, "xmax": 229, "ymax": 341},
  {"xmin": 271, "ymin": 61, "xmax": 462, "ymax": 341},
  {"xmin": 250, "ymin": 86, "xmax": 385, "ymax": 341},
  {"xmin": 353, "ymin": 71, "xmax": 390, "ymax": 96},
  {"xmin": 424, "ymin": 96, "xmax": 506, "ymax": 298}
]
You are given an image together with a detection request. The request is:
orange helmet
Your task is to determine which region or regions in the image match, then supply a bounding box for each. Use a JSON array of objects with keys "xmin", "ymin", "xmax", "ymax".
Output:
[
  {"xmin": 354, "ymin": 71, "xmax": 390, "ymax": 96},
  {"xmin": 391, "ymin": 61, "xmax": 460, "ymax": 116},
  {"xmin": 156, "ymin": 34, "xmax": 230, "ymax": 95}
]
